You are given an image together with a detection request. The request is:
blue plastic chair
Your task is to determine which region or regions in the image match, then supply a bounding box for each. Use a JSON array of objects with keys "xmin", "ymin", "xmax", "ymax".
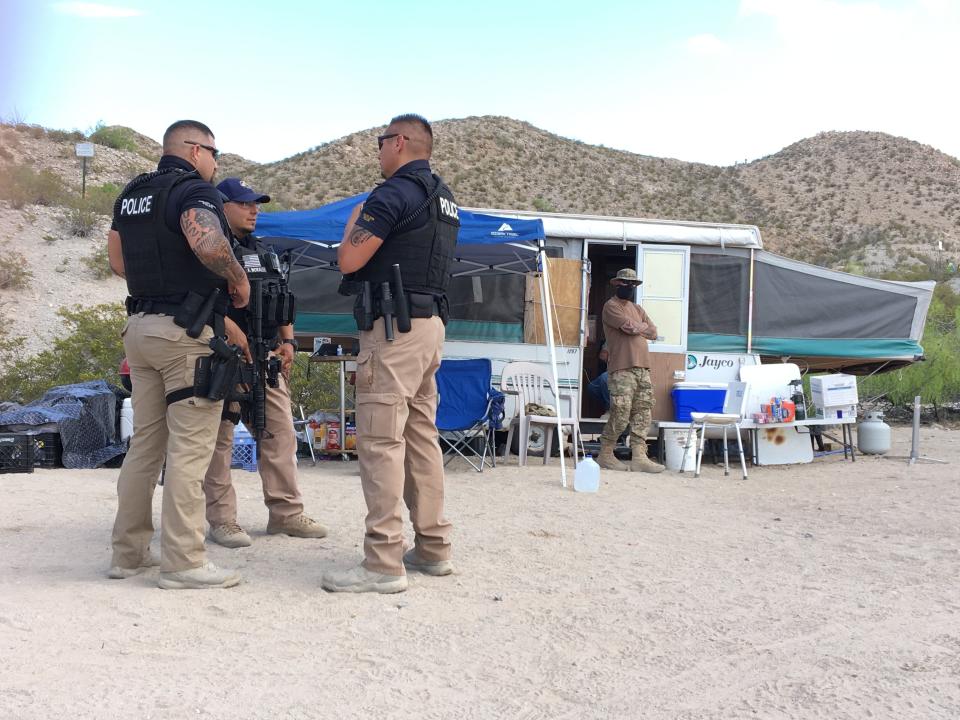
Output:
[{"xmin": 435, "ymin": 359, "xmax": 503, "ymax": 472}]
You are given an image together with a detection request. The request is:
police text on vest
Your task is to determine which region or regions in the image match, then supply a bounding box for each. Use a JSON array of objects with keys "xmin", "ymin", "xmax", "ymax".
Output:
[
  {"xmin": 439, "ymin": 197, "xmax": 459, "ymax": 220},
  {"xmin": 121, "ymin": 196, "xmax": 154, "ymax": 216}
]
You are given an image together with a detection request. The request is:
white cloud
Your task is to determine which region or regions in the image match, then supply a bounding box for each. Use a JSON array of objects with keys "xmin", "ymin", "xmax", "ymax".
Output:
[
  {"xmin": 684, "ymin": 33, "xmax": 730, "ymax": 56},
  {"xmin": 53, "ymin": 3, "xmax": 142, "ymax": 18}
]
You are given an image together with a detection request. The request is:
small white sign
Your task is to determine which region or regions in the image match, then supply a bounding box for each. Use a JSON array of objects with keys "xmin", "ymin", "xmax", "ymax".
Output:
[{"xmin": 75, "ymin": 142, "xmax": 95, "ymax": 158}]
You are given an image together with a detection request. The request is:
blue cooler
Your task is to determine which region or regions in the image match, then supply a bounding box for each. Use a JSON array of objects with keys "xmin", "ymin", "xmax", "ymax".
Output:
[{"xmin": 671, "ymin": 382, "xmax": 727, "ymax": 422}]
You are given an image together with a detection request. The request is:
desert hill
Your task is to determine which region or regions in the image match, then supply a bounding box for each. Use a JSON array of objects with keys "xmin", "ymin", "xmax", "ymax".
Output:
[{"xmin": 1, "ymin": 117, "xmax": 958, "ymax": 355}]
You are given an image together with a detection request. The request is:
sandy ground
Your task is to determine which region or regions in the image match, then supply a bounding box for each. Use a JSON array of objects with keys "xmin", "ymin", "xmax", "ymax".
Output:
[{"xmin": 1, "ymin": 425, "xmax": 959, "ymax": 720}]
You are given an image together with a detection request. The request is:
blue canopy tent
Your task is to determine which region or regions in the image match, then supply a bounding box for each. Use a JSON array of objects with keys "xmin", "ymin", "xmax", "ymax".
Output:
[
  {"xmin": 256, "ymin": 194, "xmax": 576, "ymax": 486},
  {"xmin": 255, "ymin": 194, "xmax": 547, "ymax": 341}
]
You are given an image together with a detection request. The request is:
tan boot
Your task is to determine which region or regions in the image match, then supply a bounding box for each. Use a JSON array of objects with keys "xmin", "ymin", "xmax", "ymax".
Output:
[
  {"xmin": 630, "ymin": 453, "xmax": 665, "ymax": 473},
  {"xmin": 598, "ymin": 442, "xmax": 628, "ymax": 471}
]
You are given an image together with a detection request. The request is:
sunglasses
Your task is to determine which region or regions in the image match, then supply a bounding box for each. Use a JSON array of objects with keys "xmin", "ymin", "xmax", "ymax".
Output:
[
  {"xmin": 183, "ymin": 140, "xmax": 220, "ymax": 160},
  {"xmin": 377, "ymin": 133, "xmax": 410, "ymax": 150}
]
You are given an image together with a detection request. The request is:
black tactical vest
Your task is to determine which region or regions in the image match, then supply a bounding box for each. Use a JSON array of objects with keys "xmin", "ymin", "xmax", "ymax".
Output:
[
  {"xmin": 116, "ymin": 168, "xmax": 229, "ymax": 302},
  {"xmin": 229, "ymin": 239, "xmax": 295, "ymax": 343},
  {"xmin": 353, "ymin": 173, "xmax": 459, "ymax": 295}
]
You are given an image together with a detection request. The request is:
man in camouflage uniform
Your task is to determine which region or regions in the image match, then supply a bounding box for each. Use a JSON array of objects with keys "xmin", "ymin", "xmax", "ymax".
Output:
[{"xmin": 599, "ymin": 268, "xmax": 665, "ymax": 473}]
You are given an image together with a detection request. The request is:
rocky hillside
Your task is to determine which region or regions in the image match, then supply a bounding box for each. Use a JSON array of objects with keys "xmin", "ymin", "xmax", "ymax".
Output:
[
  {"xmin": 2, "ymin": 117, "xmax": 958, "ymax": 354},
  {"xmin": 237, "ymin": 117, "xmax": 960, "ymax": 273}
]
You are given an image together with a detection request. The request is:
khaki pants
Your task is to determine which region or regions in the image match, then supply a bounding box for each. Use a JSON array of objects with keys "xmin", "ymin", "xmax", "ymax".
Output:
[
  {"xmin": 601, "ymin": 367, "xmax": 655, "ymax": 448},
  {"xmin": 203, "ymin": 372, "xmax": 303, "ymax": 526},
  {"xmin": 110, "ymin": 314, "xmax": 223, "ymax": 573},
  {"xmin": 356, "ymin": 315, "xmax": 452, "ymax": 575}
]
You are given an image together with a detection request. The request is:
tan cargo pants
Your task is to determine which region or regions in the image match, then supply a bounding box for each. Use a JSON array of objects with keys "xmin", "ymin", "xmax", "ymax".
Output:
[
  {"xmin": 203, "ymin": 372, "xmax": 304, "ymax": 526},
  {"xmin": 356, "ymin": 315, "xmax": 452, "ymax": 575},
  {"xmin": 110, "ymin": 314, "xmax": 223, "ymax": 573}
]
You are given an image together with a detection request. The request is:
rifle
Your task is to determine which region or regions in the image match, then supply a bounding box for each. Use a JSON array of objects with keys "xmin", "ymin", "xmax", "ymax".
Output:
[{"xmin": 232, "ymin": 247, "xmax": 282, "ymax": 446}]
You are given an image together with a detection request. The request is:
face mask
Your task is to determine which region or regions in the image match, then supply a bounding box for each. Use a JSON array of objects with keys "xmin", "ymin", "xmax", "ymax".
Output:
[{"xmin": 615, "ymin": 285, "xmax": 634, "ymax": 300}]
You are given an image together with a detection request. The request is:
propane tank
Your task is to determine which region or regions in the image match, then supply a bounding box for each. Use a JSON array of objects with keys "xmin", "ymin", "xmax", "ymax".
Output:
[{"xmin": 857, "ymin": 411, "xmax": 891, "ymax": 455}]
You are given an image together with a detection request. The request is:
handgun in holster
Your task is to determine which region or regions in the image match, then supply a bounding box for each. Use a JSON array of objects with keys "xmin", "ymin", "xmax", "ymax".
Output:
[{"xmin": 174, "ymin": 288, "xmax": 222, "ymax": 339}]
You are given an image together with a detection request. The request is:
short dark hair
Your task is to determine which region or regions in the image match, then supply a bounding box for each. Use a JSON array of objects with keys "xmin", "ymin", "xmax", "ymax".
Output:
[
  {"xmin": 390, "ymin": 113, "xmax": 432, "ymax": 153},
  {"xmin": 162, "ymin": 119, "xmax": 215, "ymax": 146}
]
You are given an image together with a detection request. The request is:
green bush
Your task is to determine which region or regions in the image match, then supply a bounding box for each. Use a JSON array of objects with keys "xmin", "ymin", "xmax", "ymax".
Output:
[
  {"xmin": 0, "ymin": 304, "xmax": 126, "ymax": 403},
  {"xmin": 88, "ymin": 122, "xmax": 138, "ymax": 153},
  {"xmin": 82, "ymin": 182, "xmax": 121, "ymax": 216},
  {"xmin": 0, "ymin": 248, "xmax": 32, "ymax": 289},
  {"xmin": 287, "ymin": 355, "xmax": 338, "ymax": 415},
  {"xmin": 0, "ymin": 163, "xmax": 68, "ymax": 208}
]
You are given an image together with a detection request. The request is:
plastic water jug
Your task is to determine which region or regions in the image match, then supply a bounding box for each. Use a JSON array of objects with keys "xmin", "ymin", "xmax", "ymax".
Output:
[
  {"xmin": 574, "ymin": 455, "xmax": 600, "ymax": 493},
  {"xmin": 120, "ymin": 398, "xmax": 134, "ymax": 441}
]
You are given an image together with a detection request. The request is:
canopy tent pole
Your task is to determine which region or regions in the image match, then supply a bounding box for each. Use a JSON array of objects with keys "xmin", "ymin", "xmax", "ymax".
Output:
[
  {"xmin": 747, "ymin": 248, "xmax": 755, "ymax": 354},
  {"xmin": 538, "ymin": 249, "xmax": 570, "ymax": 488}
]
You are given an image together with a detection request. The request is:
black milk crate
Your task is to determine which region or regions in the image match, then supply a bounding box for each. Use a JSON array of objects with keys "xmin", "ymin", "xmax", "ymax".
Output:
[
  {"xmin": 31, "ymin": 432, "xmax": 63, "ymax": 468},
  {"xmin": 0, "ymin": 433, "xmax": 35, "ymax": 474}
]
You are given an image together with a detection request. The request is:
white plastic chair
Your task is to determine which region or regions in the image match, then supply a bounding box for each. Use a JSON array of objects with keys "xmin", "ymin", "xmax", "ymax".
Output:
[
  {"xmin": 679, "ymin": 381, "xmax": 749, "ymax": 479},
  {"xmin": 500, "ymin": 361, "xmax": 579, "ymax": 466}
]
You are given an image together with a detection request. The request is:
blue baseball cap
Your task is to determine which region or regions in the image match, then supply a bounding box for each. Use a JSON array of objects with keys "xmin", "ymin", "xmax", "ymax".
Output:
[{"xmin": 217, "ymin": 177, "xmax": 270, "ymax": 204}]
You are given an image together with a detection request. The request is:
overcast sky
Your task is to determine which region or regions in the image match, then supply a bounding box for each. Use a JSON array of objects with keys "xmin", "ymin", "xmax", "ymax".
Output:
[{"xmin": 1, "ymin": 0, "xmax": 958, "ymax": 166}]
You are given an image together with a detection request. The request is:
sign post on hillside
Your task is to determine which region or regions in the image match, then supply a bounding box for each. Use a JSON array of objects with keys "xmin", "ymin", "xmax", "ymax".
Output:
[{"xmin": 75, "ymin": 142, "xmax": 95, "ymax": 198}]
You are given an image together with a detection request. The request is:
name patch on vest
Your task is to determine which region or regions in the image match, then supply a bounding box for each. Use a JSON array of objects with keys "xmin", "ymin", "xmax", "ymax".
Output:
[
  {"xmin": 439, "ymin": 197, "xmax": 459, "ymax": 221},
  {"xmin": 120, "ymin": 195, "xmax": 154, "ymax": 217}
]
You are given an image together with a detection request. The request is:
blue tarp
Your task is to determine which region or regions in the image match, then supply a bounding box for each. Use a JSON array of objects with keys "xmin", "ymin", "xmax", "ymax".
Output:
[{"xmin": 0, "ymin": 380, "xmax": 126, "ymax": 468}]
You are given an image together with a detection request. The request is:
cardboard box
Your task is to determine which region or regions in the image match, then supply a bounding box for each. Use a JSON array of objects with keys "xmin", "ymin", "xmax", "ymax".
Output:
[
  {"xmin": 816, "ymin": 405, "xmax": 857, "ymax": 421},
  {"xmin": 810, "ymin": 374, "xmax": 858, "ymax": 409}
]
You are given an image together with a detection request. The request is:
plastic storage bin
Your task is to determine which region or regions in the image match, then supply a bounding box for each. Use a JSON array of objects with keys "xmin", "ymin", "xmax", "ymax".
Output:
[
  {"xmin": 231, "ymin": 423, "xmax": 258, "ymax": 472},
  {"xmin": 30, "ymin": 432, "xmax": 62, "ymax": 468},
  {"xmin": 671, "ymin": 382, "xmax": 727, "ymax": 422},
  {"xmin": 0, "ymin": 433, "xmax": 35, "ymax": 474}
]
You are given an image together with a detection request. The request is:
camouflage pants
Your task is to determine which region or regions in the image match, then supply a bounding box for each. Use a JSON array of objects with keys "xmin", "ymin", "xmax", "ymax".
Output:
[{"xmin": 601, "ymin": 367, "xmax": 655, "ymax": 446}]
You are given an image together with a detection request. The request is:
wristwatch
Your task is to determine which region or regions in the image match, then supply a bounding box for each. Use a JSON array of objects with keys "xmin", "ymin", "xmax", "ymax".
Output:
[{"xmin": 281, "ymin": 339, "xmax": 299, "ymax": 351}]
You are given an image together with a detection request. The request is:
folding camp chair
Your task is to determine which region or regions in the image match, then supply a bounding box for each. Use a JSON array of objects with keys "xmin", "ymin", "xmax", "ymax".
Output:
[
  {"xmin": 679, "ymin": 381, "xmax": 749, "ymax": 479},
  {"xmin": 435, "ymin": 359, "xmax": 502, "ymax": 472}
]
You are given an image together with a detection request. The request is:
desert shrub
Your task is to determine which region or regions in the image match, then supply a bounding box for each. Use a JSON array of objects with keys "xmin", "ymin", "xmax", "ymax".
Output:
[
  {"xmin": 82, "ymin": 242, "xmax": 113, "ymax": 279},
  {"xmin": 88, "ymin": 122, "xmax": 138, "ymax": 153},
  {"xmin": 64, "ymin": 204, "xmax": 101, "ymax": 237},
  {"xmin": 83, "ymin": 182, "xmax": 121, "ymax": 216},
  {"xmin": 0, "ymin": 249, "xmax": 33, "ymax": 289},
  {"xmin": 47, "ymin": 129, "xmax": 85, "ymax": 143},
  {"xmin": 0, "ymin": 163, "xmax": 68, "ymax": 208},
  {"xmin": 0, "ymin": 303, "xmax": 126, "ymax": 403}
]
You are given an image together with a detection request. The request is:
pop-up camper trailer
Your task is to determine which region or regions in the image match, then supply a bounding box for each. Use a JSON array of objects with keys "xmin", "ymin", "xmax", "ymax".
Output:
[{"xmin": 256, "ymin": 198, "xmax": 934, "ymax": 439}]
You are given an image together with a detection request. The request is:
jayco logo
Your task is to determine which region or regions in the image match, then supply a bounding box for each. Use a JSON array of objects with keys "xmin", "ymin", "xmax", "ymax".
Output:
[
  {"xmin": 439, "ymin": 197, "xmax": 459, "ymax": 220},
  {"xmin": 688, "ymin": 354, "xmax": 735, "ymax": 370}
]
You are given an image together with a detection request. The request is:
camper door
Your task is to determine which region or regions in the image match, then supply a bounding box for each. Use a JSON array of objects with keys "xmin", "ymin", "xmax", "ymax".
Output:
[{"xmin": 636, "ymin": 244, "xmax": 690, "ymax": 355}]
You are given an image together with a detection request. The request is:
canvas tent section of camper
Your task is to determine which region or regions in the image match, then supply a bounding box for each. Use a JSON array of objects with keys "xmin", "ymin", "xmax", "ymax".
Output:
[{"xmin": 255, "ymin": 199, "xmax": 934, "ymax": 376}]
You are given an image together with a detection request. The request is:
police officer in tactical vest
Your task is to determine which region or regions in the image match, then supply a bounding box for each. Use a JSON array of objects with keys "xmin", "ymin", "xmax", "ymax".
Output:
[
  {"xmin": 106, "ymin": 119, "xmax": 251, "ymax": 590},
  {"xmin": 201, "ymin": 177, "xmax": 328, "ymax": 548},
  {"xmin": 323, "ymin": 114, "xmax": 459, "ymax": 594}
]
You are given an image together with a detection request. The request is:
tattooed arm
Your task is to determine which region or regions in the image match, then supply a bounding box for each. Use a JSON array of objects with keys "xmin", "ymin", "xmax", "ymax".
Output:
[
  {"xmin": 180, "ymin": 208, "xmax": 250, "ymax": 308},
  {"xmin": 337, "ymin": 203, "xmax": 384, "ymax": 274}
]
